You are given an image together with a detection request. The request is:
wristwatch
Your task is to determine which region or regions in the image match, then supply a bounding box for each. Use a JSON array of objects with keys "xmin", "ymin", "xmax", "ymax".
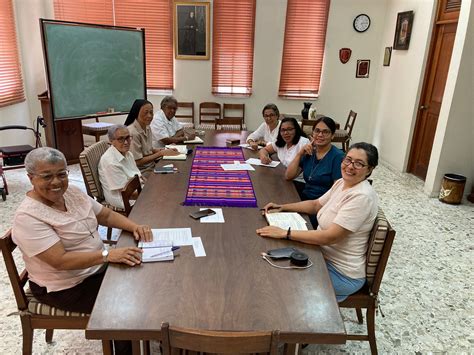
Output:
[{"xmin": 102, "ymin": 249, "xmax": 109, "ymax": 263}]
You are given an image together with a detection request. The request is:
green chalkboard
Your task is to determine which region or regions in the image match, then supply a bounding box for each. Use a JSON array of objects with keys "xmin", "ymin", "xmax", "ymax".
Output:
[{"xmin": 41, "ymin": 20, "xmax": 146, "ymax": 120}]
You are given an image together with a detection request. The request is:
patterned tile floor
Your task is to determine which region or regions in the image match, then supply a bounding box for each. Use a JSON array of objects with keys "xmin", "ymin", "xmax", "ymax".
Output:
[{"xmin": 0, "ymin": 163, "xmax": 473, "ymax": 354}]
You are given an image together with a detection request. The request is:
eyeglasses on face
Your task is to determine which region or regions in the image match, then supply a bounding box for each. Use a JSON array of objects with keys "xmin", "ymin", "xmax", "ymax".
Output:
[
  {"xmin": 32, "ymin": 170, "xmax": 69, "ymax": 182},
  {"xmin": 280, "ymin": 128, "xmax": 295, "ymax": 133},
  {"xmin": 115, "ymin": 135, "xmax": 132, "ymax": 143},
  {"xmin": 313, "ymin": 128, "xmax": 332, "ymax": 136},
  {"xmin": 342, "ymin": 157, "xmax": 368, "ymax": 169},
  {"xmin": 263, "ymin": 113, "xmax": 277, "ymax": 119}
]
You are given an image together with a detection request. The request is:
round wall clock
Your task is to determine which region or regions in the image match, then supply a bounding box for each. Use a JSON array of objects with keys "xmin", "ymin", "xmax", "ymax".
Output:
[{"xmin": 353, "ymin": 14, "xmax": 371, "ymax": 33}]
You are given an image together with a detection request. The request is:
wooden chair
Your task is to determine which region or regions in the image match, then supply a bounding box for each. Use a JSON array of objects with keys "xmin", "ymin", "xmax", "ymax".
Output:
[
  {"xmin": 79, "ymin": 141, "xmax": 124, "ymax": 243},
  {"xmin": 175, "ymin": 102, "xmax": 195, "ymax": 129},
  {"xmin": 332, "ymin": 110, "xmax": 357, "ymax": 152},
  {"xmin": 0, "ymin": 229, "xmax": 89, "ymax": 355},
  {"xmin": 301, "ymin": 119, "xmax": 316, "ymax": 136},
  {"xmin": 161, "ymin": 322, "xmax": 280, "ymax": 355},
  {"xmin": 198, "ymin": 102, "xmax": 221, "ymax": 130},
  {"xmin": 216, "ymin": 103, "xmax": 246, "ymax": 130},
  {"xmin": 82, "ymin": 116, "xmax": 114, "ymax": 143},
  {"xmin": 339, "ymin": 208, "xmax": 396, "ymax": 355},
  {"xmin": 121, "ymin": 174, "xmax": 142, "ymax": 216}
]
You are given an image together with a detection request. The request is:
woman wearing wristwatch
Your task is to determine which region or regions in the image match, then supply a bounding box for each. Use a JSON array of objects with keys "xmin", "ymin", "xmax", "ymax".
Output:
[
  {"xmin": 257, "ymin": 142, "xmax": 379, "ymax": 302},
  {"xmin": 12, "ymin": 148, "xmax": 152, "ymax": 314},
  {"xmin": 246, "ymin": 103, "xmax": 281, "ymax": 150}
]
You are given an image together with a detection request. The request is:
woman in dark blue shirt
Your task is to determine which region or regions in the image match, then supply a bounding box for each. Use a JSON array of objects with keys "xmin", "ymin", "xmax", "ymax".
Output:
[{"xmin": 286, "ymin": 116, "xmax": 344, "ymax": 225}]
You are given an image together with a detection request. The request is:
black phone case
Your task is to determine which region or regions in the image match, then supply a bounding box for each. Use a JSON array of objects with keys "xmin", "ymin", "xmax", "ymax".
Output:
[{"xmin": 266, "ymin": 247, "xmax": 298, "ymax": 259}]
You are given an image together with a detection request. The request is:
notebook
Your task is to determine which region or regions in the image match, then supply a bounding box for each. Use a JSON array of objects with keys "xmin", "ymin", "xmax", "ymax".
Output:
[{"xmin": 265, "ymin": 212, "xmax": 308, "ymax": 230}]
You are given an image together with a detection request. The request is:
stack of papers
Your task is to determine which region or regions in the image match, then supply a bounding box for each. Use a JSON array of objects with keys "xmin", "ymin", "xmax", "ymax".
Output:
[
  {"xmin": 142, "ymin": 246, "xmax": 174, "ymax": 262},
  {"xmin": 265, "ymin": 212, "xmax": 308, "ymax": 230},
  {"xmin": 239, "ymin": 143, "xmax": 263, "ymax": 150},
  {"xmin": 138, "ymin": 228, "xmax": 193, "ymax": 247}
]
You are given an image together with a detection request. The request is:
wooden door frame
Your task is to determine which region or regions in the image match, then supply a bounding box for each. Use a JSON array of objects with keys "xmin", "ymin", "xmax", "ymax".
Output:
[{"xmin": 407, "ymin": 0, "xmax": 461, "ymax": 177}]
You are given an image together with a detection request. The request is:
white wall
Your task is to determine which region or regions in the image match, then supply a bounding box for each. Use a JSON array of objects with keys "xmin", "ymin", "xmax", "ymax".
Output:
[
  {"xmin": 424, "ymin": 0, "xmax": 474, "ymax": 196},
  {"xmin": 371, "ymin": 0, "xmax": 436, "ymax": 171}
]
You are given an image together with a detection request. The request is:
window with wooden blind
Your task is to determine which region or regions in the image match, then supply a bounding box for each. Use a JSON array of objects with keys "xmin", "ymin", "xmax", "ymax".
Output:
[
  {"xmin": 212, "ymin": 0, "xmax": 256, "ymax": 96},
  {"xmin": 279, "ymin": 0, "xmax": 329, "ymax": 99},
  {"xmin": 0, "ymin": 0, "xmax": 25, "ymax": 107},
  {"xmin": 54, "ymin": 0, "xmax": 173, "ymax": 90}
]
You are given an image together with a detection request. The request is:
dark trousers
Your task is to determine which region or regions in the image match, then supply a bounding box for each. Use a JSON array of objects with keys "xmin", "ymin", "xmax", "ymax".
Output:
[
  {"xmin": 293, "ymin": 180, "xmax": 319, "ymax": 229},
  {"xmin": 30, "ymin": 268, "xmax": 131, "ymax": 354}
]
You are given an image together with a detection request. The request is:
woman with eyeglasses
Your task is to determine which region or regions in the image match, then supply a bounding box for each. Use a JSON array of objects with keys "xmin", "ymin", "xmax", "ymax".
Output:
[
  {"xmin": 125, "ymin": 99, "xmax": 179, "ymax": 175},
  {"xmin": 246, "ymin": 103, "xmax": 281, "ymax": 151},
  {"xmin": 98, "ymin": 124, "xmax": 144, "ymax": 209},
  {"xmin": 286, "ymin": 116, "xmax": 344, "ymax": 202},
  {"xmin": 258, "ymin": 117, "xmax": 309, "ymax": 169},
  {"xmin": 12, "ymin": 147, "xmax": 152, "ymax": 352},
  {"xmin": 257, "ymin": 142, "xmax": 379, "ymax": 302}
]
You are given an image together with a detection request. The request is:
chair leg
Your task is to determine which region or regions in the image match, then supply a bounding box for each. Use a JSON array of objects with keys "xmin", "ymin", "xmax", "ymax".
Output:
[
  {"xmin": 366, "ymin": 305, "xmax": 378, "ymax": 355},
  {"xmin": 20, "ymin": 317, "xmax": 34, "ymax": 355},
  {"xmin": 356, "ymin": 308, "xmax": 364, "ymax": 324},
  {"xmin": 45, "ymin": 329, "xmax": 54, "ymax": 343}
]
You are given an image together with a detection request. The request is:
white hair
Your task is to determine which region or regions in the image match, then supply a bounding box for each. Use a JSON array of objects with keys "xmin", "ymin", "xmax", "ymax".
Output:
[{"xmin": 24, "ymin": 147, "xmax": 66, "ymax": 174}]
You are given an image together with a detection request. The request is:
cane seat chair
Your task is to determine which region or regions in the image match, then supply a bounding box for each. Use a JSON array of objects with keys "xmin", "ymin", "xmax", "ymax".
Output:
[
  {"xmin": 338, "ymin": 208, "xmax": 396, "ymax": 355},
  {"xmin": 161, "ymin": 322, "xmax": 280, "ymax": 355},
  {"xmin": 332, "ymin": 110, "xmax": 357, "ymax": 152},
  {"xmin": 198, "ymin": 102, "xmax": 221, "ymax": 130},
  {"xmin": 216, "ymin": 103, "xmax": 246, "ymax": 130},
  {"xmin": 79, "ymin": 141, "xmax": 126, "ymax": 243},
  {"xmin": 0, "ymin": 229, "xmax": 89, "ymax": 355},
  {"xmin": 175, "ymin": 102, "xmax": 195, "ymax": 129}
]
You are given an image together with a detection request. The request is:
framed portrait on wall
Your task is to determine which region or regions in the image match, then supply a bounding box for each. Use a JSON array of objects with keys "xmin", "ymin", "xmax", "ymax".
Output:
[
  {"xmin": 356, "ymin": 59, "xmax": 370, "ymax": 78},
  {"xmin": 393, "ymin": 11, "xmax": 414, "ymax": 50},
  {"xmin": 174, "ymin": 1, "xmax": 210, "ymax": 60}
]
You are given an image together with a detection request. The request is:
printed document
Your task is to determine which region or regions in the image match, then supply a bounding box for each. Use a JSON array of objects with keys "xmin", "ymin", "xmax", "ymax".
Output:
[
  {"xmin": 138, "ymin": 228, "xmax": 193, "ymax": 247},
  {"xmin": 200, "ymin": 208, "xmax": 225, "ymax": 223}
]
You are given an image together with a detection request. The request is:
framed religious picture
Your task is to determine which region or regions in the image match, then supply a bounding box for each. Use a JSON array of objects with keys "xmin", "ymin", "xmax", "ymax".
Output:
[
  {"xmin": 383, "ymin": 47, "xmax": 392, "ymax": 66},
  {"xmin": 174, "ymin": 2, "xmax": 210, "ymax": 60},
  {"xmin": 393, "ymin": 11, "xmax": 414, "ymax": 50},
  {"xmin": 356, "ymin": 59, "xmax": 370, "ymax": 78}
]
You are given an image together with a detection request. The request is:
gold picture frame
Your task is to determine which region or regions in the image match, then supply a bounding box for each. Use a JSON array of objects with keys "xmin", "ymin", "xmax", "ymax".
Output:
[{"xmin": 174, "ymin": 1, "xmax": 210, "ymax": 60}]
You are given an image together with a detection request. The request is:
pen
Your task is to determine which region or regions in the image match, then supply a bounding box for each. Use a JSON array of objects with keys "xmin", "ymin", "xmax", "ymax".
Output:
[{"xmin": 149, "ymin": 246, "xmax": 180, "ymax": 258}]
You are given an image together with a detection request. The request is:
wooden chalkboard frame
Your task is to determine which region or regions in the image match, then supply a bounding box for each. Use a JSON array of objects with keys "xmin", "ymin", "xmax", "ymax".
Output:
[{"xmin": 40, "ymin": 19, "xmax": 147, "ymax": 121}]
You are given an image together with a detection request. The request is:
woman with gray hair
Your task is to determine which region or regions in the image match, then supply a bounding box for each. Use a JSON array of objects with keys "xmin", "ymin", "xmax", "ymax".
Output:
[
  {"xmin": 12, "ymin": 147, "xmax": 152, "ymax": 316},
  {"xmin": 99, "ymin": 124, "xmax": 144, "ymax": 209}
]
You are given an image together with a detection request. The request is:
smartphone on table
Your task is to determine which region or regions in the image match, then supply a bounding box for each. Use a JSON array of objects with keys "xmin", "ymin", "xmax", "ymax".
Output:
[{"xmin": 189, "ymin": 208, "xmax": 216, "ymax": 219}]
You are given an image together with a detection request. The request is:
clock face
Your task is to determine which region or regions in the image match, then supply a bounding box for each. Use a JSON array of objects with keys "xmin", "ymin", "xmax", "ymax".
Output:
[{"xmin": 354, "ymin": 14, "xmax": 371, "ymax": 33}]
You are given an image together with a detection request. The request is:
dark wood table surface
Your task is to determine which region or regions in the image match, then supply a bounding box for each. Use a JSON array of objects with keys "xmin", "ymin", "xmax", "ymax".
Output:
[{"xmin": 85, "ymin": 131, "xmax": 346, "ymax": 346}]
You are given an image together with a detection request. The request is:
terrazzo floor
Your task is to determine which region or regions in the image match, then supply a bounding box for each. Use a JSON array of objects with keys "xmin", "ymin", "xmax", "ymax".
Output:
[{"xmin": 0, "ymin": 162, "xmax": 473, "ymax": 354}]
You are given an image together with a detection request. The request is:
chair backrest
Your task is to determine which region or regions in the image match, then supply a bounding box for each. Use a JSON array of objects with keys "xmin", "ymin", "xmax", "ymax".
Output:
[
  {"xmin": 1, "ymin": 229, "xmax": 29, "ymax": 311},
  {"xmin": 176, "ymin": 102, "xmax": 195, "ymax": 125},
  {"xmin": 121, "ymin": 174, "xmax": 142, "ymax": 216},
  {"xmin": 301, "ymin": 119, "xmax": 316, "ymax": 135},
  {"xmin": 344, "ymin": 110, "xmax": 357, "ymax": 135},
  {"xmin": 365, "ymin": 208, "xmax": 396, "ymax": 293},
  {"xmin": 199, "ymin": 102, "xmax": 221, "ymax": 124},
  {"xmin": 78, "ymin": 140, "xmax": 110, "ymax": 202},
  {"xmin": 217, "ymin": 103, "xmax": 245, "ymax": 130},
  {"xmin": 161, "ymin": 322, "xmax": 280, "ymax": 355}
]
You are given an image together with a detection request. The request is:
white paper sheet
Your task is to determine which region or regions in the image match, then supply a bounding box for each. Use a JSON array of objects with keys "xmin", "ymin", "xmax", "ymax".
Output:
[
  {"xmin": 192, "ymin": 237, "xmax": 206, "ymax": 257},
  {"xmin": 245, "ymin": 158, "xmax": 280, "ymax": 168},
  {"xmin": 200, "ymin": 208, "xmax": 225, "ymax": 223},
  {"xmin": 220, "ymin": 163, "xmax": 255, "ymax": 171},
  {"xmin": 165, "ymin": 144, "xmax": 188, "ymax": 154},
  {"xmin": 141, "ymin": 247, "xmax": 174, "ymax": 262},
  {"xmin": 138, "ymin": 228, "xmax": 193, "ymax": 247}
]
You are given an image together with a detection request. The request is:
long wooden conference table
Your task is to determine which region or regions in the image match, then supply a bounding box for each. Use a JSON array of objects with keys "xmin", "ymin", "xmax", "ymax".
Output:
[{"xmin": 86, "ymin": 131, "xmax": 346, "ymax": 353}]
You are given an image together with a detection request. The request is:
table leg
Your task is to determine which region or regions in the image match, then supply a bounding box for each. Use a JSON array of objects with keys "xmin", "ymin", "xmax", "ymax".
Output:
[
  {"xmin": 101, "ymin": 340, "xmax": 113, "ymax": 355},
  {"xmin": 283, "ymin": 343, "xmax": 298, "ymax": 355},
  {"xmin": 132, "ymin": 341, "xmax": 141, "ymax": 355}
]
